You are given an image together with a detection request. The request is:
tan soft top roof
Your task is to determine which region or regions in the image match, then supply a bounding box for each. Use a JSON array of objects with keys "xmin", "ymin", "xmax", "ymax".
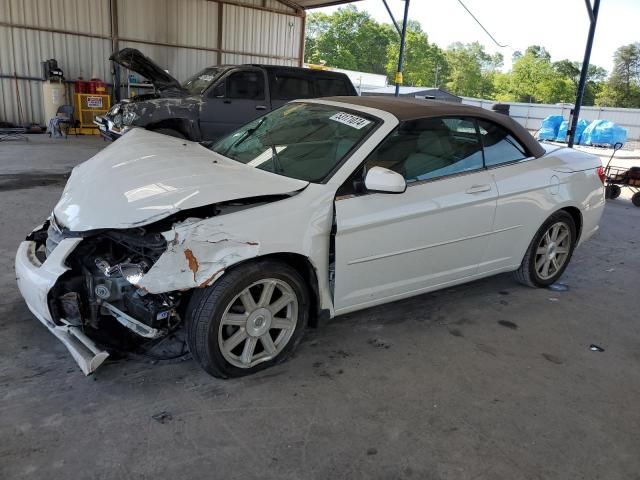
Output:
[{"xmin": 325, "ymin": 96, "xmax": 545, "ymax": 158}]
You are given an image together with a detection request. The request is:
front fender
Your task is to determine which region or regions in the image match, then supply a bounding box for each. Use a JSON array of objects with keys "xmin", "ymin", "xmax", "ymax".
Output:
[{"xmin": 137, "ymin": 222, "xmax": 260, "ymax": 294}]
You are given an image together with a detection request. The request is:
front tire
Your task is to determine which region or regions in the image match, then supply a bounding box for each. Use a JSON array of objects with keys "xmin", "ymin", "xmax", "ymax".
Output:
[
  {"xmin": 186, "ymin": 260, "xmax": 309, "ymax": 378},
  {"xmin": 514, "ymin": 211, "xmax": 576, "ymax": 287}
]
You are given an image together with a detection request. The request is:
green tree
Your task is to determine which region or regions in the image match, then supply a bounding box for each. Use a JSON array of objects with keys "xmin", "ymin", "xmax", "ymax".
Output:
[
  {"xmin": 385, "ymin": 21, "xmax": 448, "ymax": 87},
  {"xmin": 596, "ymin": 43, "xmax": 640, "ymax": 107},
  {"xmin": 497, "ymin": 46, "xmax": 574, "ymax": 103},
  {"xmin": 553, "ymin": 59, "xmax": 607, "ymax": 105},
  {"xmin": 304, "ymin": 6, "xmax": 395, "ymax": 75},
  {"xmin": 445, "ymin": 42, "xmax": 502, "ymax": 97}
]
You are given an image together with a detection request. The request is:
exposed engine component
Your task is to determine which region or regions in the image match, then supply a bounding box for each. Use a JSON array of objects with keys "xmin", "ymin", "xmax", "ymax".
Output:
[{"xmin": 39, "ymin": 221, "xmax": 184, "ymax": 356}]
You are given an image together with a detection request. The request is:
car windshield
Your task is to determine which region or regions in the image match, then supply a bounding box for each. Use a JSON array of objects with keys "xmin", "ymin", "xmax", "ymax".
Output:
[
  {"xmin": 182, "ymin": 67, "xmax": 223, "ymax": 95},
  {"xmin": 210, "ymin": 103, "xmax": 379, "ymax": 183}
]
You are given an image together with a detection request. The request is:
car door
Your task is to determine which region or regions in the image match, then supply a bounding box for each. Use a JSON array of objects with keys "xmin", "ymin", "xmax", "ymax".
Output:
[
  {"xmin": 474, "ymin": 119, "xmax": 551, "ymax": 274},
  {"xmin": 199, "ymin": 68, "xmax": 270, "ymax": 140},
  {"xmin": 333, "ymin": 117, "xmax": 498, "ymax": 314}
]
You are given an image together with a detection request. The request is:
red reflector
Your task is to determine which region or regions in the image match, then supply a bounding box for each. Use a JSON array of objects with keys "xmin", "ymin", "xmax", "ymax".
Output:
[{"xmin": 597, "ymin": 166, "xmax": 606, "ymax": 184}]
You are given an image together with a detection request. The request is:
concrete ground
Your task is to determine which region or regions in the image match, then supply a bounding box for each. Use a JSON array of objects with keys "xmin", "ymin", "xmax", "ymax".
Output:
[{"xmin": 1, "ymin": 135, "xmax": 639, "ymax": 480}]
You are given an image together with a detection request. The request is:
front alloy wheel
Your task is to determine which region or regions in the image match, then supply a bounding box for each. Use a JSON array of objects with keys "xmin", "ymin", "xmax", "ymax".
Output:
[
  {"xmin": 186, "ymin": 260, "xmax": 309, "ymax": 378},
  {"xmin": 218, "ymin": 279, "xmax": 298, "ymax": 369}
]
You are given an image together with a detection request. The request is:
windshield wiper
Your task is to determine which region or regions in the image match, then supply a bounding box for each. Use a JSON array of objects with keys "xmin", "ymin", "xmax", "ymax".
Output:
[
  {"xmin": 269, "ymin": 143, "xmax": 283, "ymax": 174},
  {"xmin": 223, "ymin": 116, "xmax": 268, "ymax": 155}
]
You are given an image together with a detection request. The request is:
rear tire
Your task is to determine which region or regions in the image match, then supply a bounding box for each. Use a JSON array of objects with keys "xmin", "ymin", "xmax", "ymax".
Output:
[
  {"xmin": 186, "ymin": 260, "xmax": 309, "ymax": 378},
  {"xmin": 151, "ymin": 128, "xmax": 186, "ymax": 139},
  {"xmin": 632, "ymin": 192, "xmax": 640, "ymax": 207},
  {"xmin": 513, "ymin": 211, "xmax": 576, "ymax": 288}
]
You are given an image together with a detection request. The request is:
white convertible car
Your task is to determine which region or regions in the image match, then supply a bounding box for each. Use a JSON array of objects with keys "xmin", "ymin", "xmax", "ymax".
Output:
[{"xmin": 16, "ymin": 97, "xmax": 605, "ymax": 377}]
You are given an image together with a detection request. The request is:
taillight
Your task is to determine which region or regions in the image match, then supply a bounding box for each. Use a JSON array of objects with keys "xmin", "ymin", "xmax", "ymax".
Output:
[{"xmin": 597, "ymin": 166, "xmax": 606, "ymax": 184}]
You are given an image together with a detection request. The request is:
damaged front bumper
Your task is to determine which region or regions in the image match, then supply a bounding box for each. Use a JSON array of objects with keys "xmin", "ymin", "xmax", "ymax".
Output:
[
  {"xmin": 15, "ymin": 239, "xmax": 109, "ymax": 375},
  {"xmin": 94, "ymin": 115, "xmax": 129, "ymax": 141}
]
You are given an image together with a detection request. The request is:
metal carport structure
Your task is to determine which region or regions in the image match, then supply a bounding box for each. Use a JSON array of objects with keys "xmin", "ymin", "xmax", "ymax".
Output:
[{"xmin": 0, "ymin": 0, "xmax": 365, "ymax": 126}]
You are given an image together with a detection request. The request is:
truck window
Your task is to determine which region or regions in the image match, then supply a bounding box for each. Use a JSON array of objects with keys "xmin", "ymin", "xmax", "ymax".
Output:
[
  {"xmin": 271, "ymin": 74, "xmax": 314, "ymax": 100},
  {"xmin": 226, "ymin": 71, "xmax": 265, "ymax": 100},
  {"xmin": 316, "ymin": 78, "xmax": 350, "ymax": 97}
]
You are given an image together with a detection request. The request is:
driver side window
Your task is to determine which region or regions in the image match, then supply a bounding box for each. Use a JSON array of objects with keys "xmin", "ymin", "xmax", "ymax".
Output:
[
  {"xmin": 365, "ymin": 117, "xmax": 483, "ymax": 182},
  {"xmin": 213, "ymin": 71, "xmax": 265, "ymax": 100}
]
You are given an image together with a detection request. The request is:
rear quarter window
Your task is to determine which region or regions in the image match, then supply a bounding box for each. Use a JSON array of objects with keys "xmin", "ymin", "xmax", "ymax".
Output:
[
  {"xmin": 478, "ymin": 119, "xmax": 529, "ymax": 166},
  {"xmin": 316, "ymin": 78, "xmax": 351, "ymax": 97},
  {"xmin": 271, "ymin": 74, "xmax": 314, "ymax": 100}
]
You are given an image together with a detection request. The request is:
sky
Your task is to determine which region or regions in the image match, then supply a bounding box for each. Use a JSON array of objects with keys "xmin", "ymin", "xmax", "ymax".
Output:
[{"xmin": 315, "ymin": 0, "xmax": 640, "ymax": 73}]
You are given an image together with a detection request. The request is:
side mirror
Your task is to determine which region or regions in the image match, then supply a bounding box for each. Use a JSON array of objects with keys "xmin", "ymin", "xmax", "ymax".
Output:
[
  {"xmin": 211, "ymin": 82, "xmax": 225, "ymax": 98},
  {"xmin": 364, "ymin": 166, "xmax": 406, "ymax": 194}
]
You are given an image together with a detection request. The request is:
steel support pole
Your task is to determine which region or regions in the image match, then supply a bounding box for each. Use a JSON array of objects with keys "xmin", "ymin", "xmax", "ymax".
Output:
[
  {"xmin": 568, "ymin": 0, "xmax": 600, "ymax": 147},
  {"xmin": 395, "ymin": 0, "xmax": 410, "ymax": 97}
]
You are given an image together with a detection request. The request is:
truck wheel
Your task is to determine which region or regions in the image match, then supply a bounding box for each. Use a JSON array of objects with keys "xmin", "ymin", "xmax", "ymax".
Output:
[
  {"xmin": 186, "ymin": 260, "xmax": 309, "ymax": 378},
  {"xmin": 152, "ymin": 128, "xmax": 186, "ymax": 139},
  {"xmin": 513, "ymin": 211, "xmax": 576, "ymax": 288},
  {"xmin": 632, "ymin": 192, "xmax": 640, "ymax": 207}
]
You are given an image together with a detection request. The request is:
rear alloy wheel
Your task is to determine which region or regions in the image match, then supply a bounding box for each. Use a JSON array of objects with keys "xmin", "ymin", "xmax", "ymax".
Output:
[
  {"xmin": 186, "ymin": 261, "xmax": 308, "ymax": 378},
  {"xmin": 514, "ymin": 211, "xmax": 576, "ymax": 287}
]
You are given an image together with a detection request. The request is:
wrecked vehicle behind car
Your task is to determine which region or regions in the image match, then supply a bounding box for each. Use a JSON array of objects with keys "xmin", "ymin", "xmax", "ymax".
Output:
[{"xmin": 95, "ymin": 48, "xmax": 358, "ymax": 141}]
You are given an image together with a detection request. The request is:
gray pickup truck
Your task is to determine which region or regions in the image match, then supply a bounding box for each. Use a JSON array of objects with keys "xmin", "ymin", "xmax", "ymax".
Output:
[{"xmin": 95, "ymin": 48, "xmax": 358, "ymax": 141}]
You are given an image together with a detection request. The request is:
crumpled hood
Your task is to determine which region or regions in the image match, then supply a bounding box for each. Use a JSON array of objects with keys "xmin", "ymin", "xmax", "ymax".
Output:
[
  {"xmin": 110, "ymin": 48, "xmax": 186, "ymax": 94},
  {"xmin": 54, "ymin": 129, "xmax": 308, "ymax": 231}
]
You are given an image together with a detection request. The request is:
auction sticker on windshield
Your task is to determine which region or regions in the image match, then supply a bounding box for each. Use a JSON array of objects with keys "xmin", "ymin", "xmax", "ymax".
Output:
[{"xmin": 329, "ymin": 112, "xmax": 371, "ymax": 129}]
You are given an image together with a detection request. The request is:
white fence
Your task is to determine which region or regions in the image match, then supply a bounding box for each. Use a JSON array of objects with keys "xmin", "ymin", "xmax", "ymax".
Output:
[{"xmin": 461, "ymin": 97, "xmax": 640, "ymax": 141}]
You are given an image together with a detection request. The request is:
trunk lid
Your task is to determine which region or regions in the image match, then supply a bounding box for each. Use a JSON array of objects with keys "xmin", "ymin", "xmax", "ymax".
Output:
[
  {"xmin": 110, "ymin": 48, "xmax": 186, "ymax": 94},
  {"xmin": 54, "ymin": 129, "xmax": 308, "ymax": 231}
]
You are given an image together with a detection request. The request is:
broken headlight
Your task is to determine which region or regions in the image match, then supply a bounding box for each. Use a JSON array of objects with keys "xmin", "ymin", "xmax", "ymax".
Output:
[
  {"xmin": 122, "ymin": 110, "xmax": 139, "ymax": 126},
  {"xmin": 95, "ymin": 258, "xmax": 149, "ymax": 286}
]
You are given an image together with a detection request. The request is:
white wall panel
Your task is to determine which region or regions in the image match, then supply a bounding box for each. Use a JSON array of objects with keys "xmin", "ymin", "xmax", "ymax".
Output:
[
  {"xmin": 118, "ymin": 0, "xmax": 218, "ymax": 49},
  {"xmin": 223, "ymin": 4, "xmax": 301, "ymax": 61},
  {"xmin": 0, "ymin": 26, "xmax": 111, "ymax": 78},
  {"xmin": 462, "ymin": 97, "xmax": 640, "ymax": 140},
  {"xmin": 1, "ymin": 0, "xmax": 111, "ymax": 36}
]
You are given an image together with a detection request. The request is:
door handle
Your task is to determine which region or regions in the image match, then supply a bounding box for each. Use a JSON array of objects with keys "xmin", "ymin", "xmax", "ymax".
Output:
[
  {"xmin": 465, "ymin": 184, "xmax": 491, "ymax": 194},
  {"xmin": 256, "ymin": 105, "xmax": 267, "ymax": 110}
]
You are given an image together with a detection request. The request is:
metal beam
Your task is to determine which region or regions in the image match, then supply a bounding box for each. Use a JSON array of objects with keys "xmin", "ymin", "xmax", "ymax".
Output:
[
  {"xmin": 217, "ymin": 1, "xmax": 224, "ymax": 65},
  {"xmin": 117, "ymin": 36, "xmax": 300, "ymax": 62},
  {"xmin": 584, "ymin": 0, "xmax": 595, "ymax": 23},
  {"xmin": 568, "ymin": 0, "xmax": 600, "ymax": 147},
  {"xmin": 0, "ymin": 21, "xmax": 110, "ymax": 40},
  {"xmin": 212, "ymin": 0, "xmax": 304, "ymax": 17},
  {"xmin": 110, "ymin": 0, "xmax": 121, "ymax": 102},
  {"xmin": 381, "ymin": 0, "xmax": 401, "ymax": 36},
  {"xmin": 395, "ymin": 0, "xmax": 410, "ymax": 97},
  {"xmin": 298, "ymin": 10, "xmax": 307, "ymax": 66}
]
